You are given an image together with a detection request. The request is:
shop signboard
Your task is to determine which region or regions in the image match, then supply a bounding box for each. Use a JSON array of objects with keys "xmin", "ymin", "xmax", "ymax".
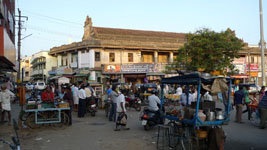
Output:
[
  {"xmin": 121, "ymin": 64, "xmax": 153, "ymax": 73},
  {"xmin": 246, "ymin": 71, "xmax": 258, "ymax": 77},
  {"xmin": 55, "ymin": 66, "xmax": 67, "ymax": 75},
  {"xmin": 233, "ymin": 57, "xmax": 246, "ymax": 65},
  {"xmin": 104, "ymin": 65, "xmax": 121, "ymax": 73},
  {"xmin": 64, "ymin": 68, "xmax": 73, "ymax": 74},
  {"xmin": 76, "ymin": 68, "xmax": 89, "ymax": 75},
  {"xmin": 245, "ymin": 64, "xmax": 258, "ymax": 72}
]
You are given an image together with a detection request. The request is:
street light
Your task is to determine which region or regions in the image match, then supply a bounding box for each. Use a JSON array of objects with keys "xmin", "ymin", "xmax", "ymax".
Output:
[{"xmin": 259, "ymin": 0, "xmax": 266, "ymax": 86}]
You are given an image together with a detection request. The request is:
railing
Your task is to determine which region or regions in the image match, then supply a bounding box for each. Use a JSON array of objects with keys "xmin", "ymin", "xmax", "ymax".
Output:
[{"xmin": 31, "ymin": 70, "xmax": 43, "ymax": 76}]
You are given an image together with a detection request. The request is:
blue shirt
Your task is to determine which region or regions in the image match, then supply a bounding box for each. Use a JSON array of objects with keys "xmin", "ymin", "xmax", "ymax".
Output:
[
  {"xmin": 106, "ymin": 89, "xmax": 112, "ymax": 95},
  {"xmin": 234, "ymin": 90, "xmax": 245, "ymax": 105},
  {"xmin": 259, "ymin": 95, "xmax": 267, "ymax": 109}
]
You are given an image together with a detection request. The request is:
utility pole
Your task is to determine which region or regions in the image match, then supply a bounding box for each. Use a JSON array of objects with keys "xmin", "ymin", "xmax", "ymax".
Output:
[
  {"xmin": 17, "ymin": 9, "xmax": 21, "ymax": 82},
  {"xmin": 16, "ymin": 9, "xmax": 28, "ymax": 82},
  {"xmin": 260, "ymin": 0, "xmax": 266, "ymax": 86}
]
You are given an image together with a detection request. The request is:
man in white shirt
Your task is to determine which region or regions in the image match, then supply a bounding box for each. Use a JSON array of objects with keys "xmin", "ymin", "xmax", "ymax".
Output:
[
  {"xmin": 72, "ymin": 84, "xmax": 79, "ymax": 111},
  {"xmin": 148, "ymin": 89, "xmax": 163, "ymax": 124},
  {"xmin": 115, "ymin": 90, "xmax": 129, "ymax": 131},
  {"xmin": 78, "ymin": 85, "xmax": 87, "ymax": 118},
  {"xmin": 200, "ymin": 90, "xmax": 213, "ymax": 102},
  {"xmin": 176, "ymin": 86, "xmax": 183, "ymax": 96},
  {"xmin": 0, "ymin": 85, "xmax": 15, "ymax": 125},
  {"xmin": 180, "ymin": 89, "xmax": 194, "ymax": 106}
]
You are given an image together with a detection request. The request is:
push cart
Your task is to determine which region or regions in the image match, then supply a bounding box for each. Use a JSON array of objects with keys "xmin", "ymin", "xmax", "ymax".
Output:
[
  {"xmin": 160, "ymin": 73, "xmax": 233, "ymax": 150},
  {"xmin": 23, "ymin": 103, "xmax": 71, "ymax": 129}
]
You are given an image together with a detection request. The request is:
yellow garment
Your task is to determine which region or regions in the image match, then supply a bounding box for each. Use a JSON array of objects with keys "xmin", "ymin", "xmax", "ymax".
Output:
[{"xmin": 84, "ymin": 87, "xmax": 92, "ymax": 98}]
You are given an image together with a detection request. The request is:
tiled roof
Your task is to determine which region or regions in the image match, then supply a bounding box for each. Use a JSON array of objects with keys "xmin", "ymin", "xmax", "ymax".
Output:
[{"xmin": 94, "ymin": 27, "xmax": 185, "ymax": 39}]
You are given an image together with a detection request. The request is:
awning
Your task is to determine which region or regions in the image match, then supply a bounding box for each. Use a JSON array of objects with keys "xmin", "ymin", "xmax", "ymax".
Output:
[
  {"xmin": 49, "ymin": 76, "xmax": 61, "ymax": 80},
  {"xmin": 75, "ymin": 74, "xmax": 88, "ymax": 77},
  {"xmin": 146, "ymin": 72, "xmax": 165, "ymax": 76},
  {"xmin": 0, "ymin": 56, "xmax": 16, "ymax": 72}
]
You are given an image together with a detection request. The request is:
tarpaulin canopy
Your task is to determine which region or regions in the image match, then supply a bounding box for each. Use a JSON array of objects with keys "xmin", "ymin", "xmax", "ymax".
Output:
[{"xmin": 161, "ymin": 73, "xmax": 232, "ymax": 85}]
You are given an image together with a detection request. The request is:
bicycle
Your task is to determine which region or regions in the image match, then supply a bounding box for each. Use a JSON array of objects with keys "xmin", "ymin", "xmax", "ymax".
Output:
[
  {"xmin": 0, "ymin": 119, "xmax": 20, "ymax": 150},
  {"xmin": 248, "ymin": 104, "xmax": 261, "ymax": 127}
]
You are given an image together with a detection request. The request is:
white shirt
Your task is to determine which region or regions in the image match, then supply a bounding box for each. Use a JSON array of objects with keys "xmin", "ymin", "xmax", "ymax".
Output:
[
  {"xmin": 0, "ymin": 89, "xmax": 15, "ymax": 111},
  {"xmin": 72, "ymin": 86, "xmax": 79, "ymax": 97},
  {"xmin": 78, "ymin": 89, "xmax": 86, "ymax": 99},
  {"xmin": 180, "ymin": 93, "xmax": 194, "ymax": 105},
  {"xmin": 201, "ymin": 92, "xmax": 213, "ymax": 101},
  {"xmin": 176, "ymin": 87, "xmax": 182, "ymax": 95},
  {"xmin": 148, "ymin": 94, "xmax": 161, "ymax": 111},
  {"xmin": 116, "ymin": 94, "xmax": 126, "ymax": 113}
]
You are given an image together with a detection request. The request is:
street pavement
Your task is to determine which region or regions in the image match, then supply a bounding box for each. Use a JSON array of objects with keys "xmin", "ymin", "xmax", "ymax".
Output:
[{"xmin": 0, "ymin": 102, "xmax": 267, "ymax": 150}]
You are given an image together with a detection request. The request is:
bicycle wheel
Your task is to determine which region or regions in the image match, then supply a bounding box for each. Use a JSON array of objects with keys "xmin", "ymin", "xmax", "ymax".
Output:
[
  {"xmin": 25, "ymin": 113, "xmax": 43, "ymax": 129},
  {"xmin": 51, "ymin": 112, "xmax": 70, "ymax": 127},
  {"xmin": 250, "ymin": 110, "xmax": 261, "ymax": 127}
]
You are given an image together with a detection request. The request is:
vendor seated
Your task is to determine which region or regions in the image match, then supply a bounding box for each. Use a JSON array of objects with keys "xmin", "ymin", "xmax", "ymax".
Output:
[
  {"xmin": 41, "ymin": 86, "xmax": 55, "ymax": 103},
  {"xmin": 200, "ymin": 89, "xmax": 213, "ymax": 102}
]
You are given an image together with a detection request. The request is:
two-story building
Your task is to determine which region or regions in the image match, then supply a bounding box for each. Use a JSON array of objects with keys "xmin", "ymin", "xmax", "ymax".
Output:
[
  {"xmin": 31, "ymin": 51, "xmax": 57, "ymax": 82},
  {"xmin": 20, "ymin": 56, "xmax": 32, "ymax": 82},
  {"xmin": 49, "ymin": 16, "xmax": 186, "ymax": 85},
  {"xmin": 0, "ymin": 0, "xmax": 16, "ymax": 80}
]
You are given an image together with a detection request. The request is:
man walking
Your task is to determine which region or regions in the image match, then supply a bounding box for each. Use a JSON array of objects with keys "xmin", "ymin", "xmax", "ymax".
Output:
[
  {"xmin": 258, "ymin": 91, "xmax": 267, "ymax": 129},
  {"xmin": 109, "ymin": 85, "xmax": 118, "ymax": 122},
  {"xmin": 234, "ymin": 86, "xmax": 245, "ymax": 123}
]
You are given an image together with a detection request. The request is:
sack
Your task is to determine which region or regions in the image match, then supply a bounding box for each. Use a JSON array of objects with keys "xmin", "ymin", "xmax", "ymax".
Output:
[{"xmin": 117, "ymin": 113, "xmax": 127, "ymax": 125}]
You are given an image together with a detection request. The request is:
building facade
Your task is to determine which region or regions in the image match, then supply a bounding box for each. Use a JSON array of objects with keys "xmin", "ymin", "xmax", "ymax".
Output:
[
  {"xmin": 49, "ymin": 16, "xmax": 185, "ymax": 85},
  {"xmin": 31, "ymin": 51, "xmax": 57, "ymax": 82},
  {"xmin": 233, "ymin": 45, "xmax": 267, "ymax": 85},
  {"xmin": 0, "ymin": 0, "xmax": 16, "ymax": 76},
  {"xmin": 20, "ymin": 56, "xmax": 32, "ymax": 82}
]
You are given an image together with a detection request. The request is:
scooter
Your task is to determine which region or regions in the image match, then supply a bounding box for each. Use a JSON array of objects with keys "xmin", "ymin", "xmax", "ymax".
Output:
[
  {"xmin": 87, "ymin": 98, "xmax": 97, "ymax": 116},
  {"xmin": 140, "ymin": 106, "xmax": 164, "ymax": 131},
  {"xmin": 125, "ymin": 96, "xmax": 141, "ymax": 111},
  {"xmin": 0, "ymin": 119, "xmax": 20, "ymax": 150}
]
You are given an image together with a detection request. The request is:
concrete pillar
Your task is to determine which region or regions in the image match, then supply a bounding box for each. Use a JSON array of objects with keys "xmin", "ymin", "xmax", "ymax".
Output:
[
  {"xmin": 169, "ymin": 51, "xmax": 174, "ymax": 63},
  {"xmin": 67, "ymin": 53, "xmax": 72, "ymax": 68},
  {"xmin": 154, "ymin": 51, "xmax": 158, "ymax": 64},
  {"xmin": 78, "ymin": 51, "xmax": 82, "ymax": 68},
  {"xmin": 57, "ymin": 55, "xmax": 62, "ymax": 67}
]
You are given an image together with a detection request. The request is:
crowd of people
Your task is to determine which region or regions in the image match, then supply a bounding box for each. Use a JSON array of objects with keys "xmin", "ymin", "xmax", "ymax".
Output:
[{"xmin": 234, "ymin": 85, "xmax": 267, "ymax": 129}]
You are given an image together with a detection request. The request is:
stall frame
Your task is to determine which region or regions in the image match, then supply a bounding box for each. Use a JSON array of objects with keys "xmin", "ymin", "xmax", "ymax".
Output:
[{"xmin": 161, "ymin": 73, "xmax": 233, "ymax": 127}]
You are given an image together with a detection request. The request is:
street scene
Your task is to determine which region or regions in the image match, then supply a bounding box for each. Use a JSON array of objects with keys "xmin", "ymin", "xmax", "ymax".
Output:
[{"xmin": 1, "ymin": 0, "xmax": 267, "ymax": 150}]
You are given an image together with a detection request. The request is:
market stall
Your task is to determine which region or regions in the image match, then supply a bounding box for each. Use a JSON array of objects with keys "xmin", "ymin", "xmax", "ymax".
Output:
[
  {"xmin": 22, "ymin": 99, "xmax": 71, "ymax": 129},
  {"xmin": 160, "ymin": 73, "xmax": 232, "ymax": 149}
]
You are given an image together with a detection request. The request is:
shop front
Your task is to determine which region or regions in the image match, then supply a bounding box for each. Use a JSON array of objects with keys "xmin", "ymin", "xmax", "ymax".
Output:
[
  {"xmin": 102, "ymin": 63, "xmax": 166, "ymax": 85},
  {"xmin": 74, "ymin": 68, "xmax": 90, "ymax": 83}
]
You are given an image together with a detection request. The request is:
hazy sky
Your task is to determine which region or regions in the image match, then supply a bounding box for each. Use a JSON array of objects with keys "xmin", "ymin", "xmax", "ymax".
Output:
[{"xmin": 17, "ymin": 0, "xmax": 267, "ymax": 57}]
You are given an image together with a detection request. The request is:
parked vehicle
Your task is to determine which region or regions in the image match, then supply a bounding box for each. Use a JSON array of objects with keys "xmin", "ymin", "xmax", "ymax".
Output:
[
  {"xmin": 125, "ymin": 96, "xmax": 141, "ymax": 111},
  {"xmin": 104, "ymin": 98, "xmax": 111, "ymax": 118},
  {"xmin": 34, "ymin": 81, "xmax": 46, "ymax": 90},
  {"xmin": 25, "ymin": 83, "xmax": 34, "ymax": 91},
  {"xmin": 140, "ymin": 107, "xmax": 164, "ymax": 130},
  {"xmin": 0, "ymin": 119, "xmax": 20, "ymax": 150},
  {"xmin": 87, "ymin": 98, "xmax": 97, "ymax": 116}
]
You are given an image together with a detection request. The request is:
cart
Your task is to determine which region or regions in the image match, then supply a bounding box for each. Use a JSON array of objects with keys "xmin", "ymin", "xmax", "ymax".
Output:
[
  {"xmin": 160, "ymin": 73, "xmax": 233, "ymax": 149},
  {"xmin": 23, "ymin": 104, "xmax": 71, "ymax": 129}
]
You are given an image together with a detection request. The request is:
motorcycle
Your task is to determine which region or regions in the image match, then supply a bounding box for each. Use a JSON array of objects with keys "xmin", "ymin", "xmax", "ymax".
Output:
[
  {"xmin": 104, "ymin": 98, "xmax": 111, "ymax": 118},
  {"xmin": 0, "ymin": 119, "xmax": 20, "ymax": 150},
  {"xmin": 125, "ymin": 96, "xmax": 141, "ymax": 111},
  {"xmin": 87, "ymin": 98, "xmax": 97, "ymax": 116},
  {"xmin": 140, "ymin": 106, "xmax": 164, "ymax": 131}
]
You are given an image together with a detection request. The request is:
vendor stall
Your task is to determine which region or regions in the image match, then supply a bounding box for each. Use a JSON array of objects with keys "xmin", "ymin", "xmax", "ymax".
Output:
[
  {"xmin": 21, "ymin": 99, "xmax": 71, "ymax": 129},
  {"xmin": 160, "ymin": 73, "xmax": 232, "ymax": 149}
]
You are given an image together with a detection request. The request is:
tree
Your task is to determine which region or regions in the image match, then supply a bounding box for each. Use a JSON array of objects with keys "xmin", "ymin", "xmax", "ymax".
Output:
[{"xmin": 170, "ymin": 28, "xmax": 244, "ymax": 74}]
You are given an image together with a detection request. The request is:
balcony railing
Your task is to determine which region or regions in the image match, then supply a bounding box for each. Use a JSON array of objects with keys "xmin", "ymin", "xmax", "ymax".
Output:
[{"xmin": 31, "ymin": 70, "xmax": 44, "ymax": 76}]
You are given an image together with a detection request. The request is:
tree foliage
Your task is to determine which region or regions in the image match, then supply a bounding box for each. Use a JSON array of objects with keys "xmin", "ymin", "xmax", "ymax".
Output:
[{"xmin": 170, "ymin": 28, "xmax": 244, "ymax": 74}]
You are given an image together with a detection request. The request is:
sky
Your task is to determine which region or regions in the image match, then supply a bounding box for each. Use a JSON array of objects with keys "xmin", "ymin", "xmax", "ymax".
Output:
[{"xmin": 17, "ymin": 0, "xmax": 267, "ymax": 57}]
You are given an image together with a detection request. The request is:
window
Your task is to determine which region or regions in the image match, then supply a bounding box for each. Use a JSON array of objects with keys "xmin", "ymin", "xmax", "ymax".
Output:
[
  {"xmin": 128, "ymin": 53, "xmax": 133, "ymax": 62},
  {"xmin": 251, "ymin": 56, "xmax": 254, "ymax": 63},
  {"xmin": 95, "ymin": 52, "xmax": 100, "ymax": 61},
  {"xmin": 25, "ymin": 72, "xmax": 29, "ymax": 77},
  {"xmin": 109, "ymin": 53, "xmax": 115, "ymax": 62}
]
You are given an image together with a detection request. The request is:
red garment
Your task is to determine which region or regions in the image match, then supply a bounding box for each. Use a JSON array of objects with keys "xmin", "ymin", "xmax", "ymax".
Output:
[{"xmin": 41, "ymin": 91, "xmax": 55, "ymax": 103}]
